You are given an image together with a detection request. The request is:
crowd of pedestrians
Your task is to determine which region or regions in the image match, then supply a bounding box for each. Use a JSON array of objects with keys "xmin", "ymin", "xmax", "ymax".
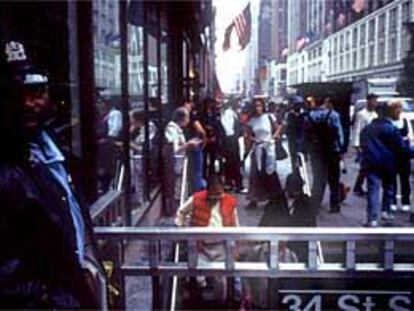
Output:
[{"xmin": 165, "ymin": 92, "xmax": 414, "ymax": 228}]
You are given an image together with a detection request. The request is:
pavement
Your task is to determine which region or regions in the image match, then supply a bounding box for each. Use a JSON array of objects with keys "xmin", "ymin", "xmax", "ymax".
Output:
[{"xmin": 237, "ymin": 141, "xmax": 414, "ymax": 228}]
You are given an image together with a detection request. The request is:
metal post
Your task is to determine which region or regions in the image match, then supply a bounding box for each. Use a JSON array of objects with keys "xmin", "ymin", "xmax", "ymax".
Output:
[
  {"xmin": 157, "ymin": 3, "xmax": 164, "ymax": 212},
  {"xmin": 308, "ymin": 240, "xmax": 318, "ymax": 270},
  {"xmin": 345, "ymin": 241, "xmax": 356, "ymax": 270},
  {"xmin": 150, "ymin": 241, "xmax": 161, "ymax": 310},
  {"xmin": 76, "ymin": 0, "xmax": 98, "ymax": 203},
  {"xmin": 143, "ymin": 1, "xmax": 150, "ymax": 201},
  {"xmin": 119, "ymin": 0, "xmax": 131, "ymax": 226},
  {"xmin": 384, "ymin": 240, "xmax": 394, "ymax": 270},
  {"xmin": 117, "ymin": 241, "xmax": 126, "ymax": 309},
  {"xmin": 269, "ymin": 240, "xmax": 279, "ymax": 270}
]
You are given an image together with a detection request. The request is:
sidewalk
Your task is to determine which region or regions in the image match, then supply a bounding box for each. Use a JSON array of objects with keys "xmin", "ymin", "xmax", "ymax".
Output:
[{"xmin": 236, "ymin": 144, "xmax": 414, "ymax": 227}]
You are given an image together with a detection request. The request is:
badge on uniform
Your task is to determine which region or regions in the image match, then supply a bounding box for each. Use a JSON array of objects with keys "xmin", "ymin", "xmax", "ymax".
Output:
[{"xmin": 5, "ymin": 41, "xmax": 27, "ymax": 62}]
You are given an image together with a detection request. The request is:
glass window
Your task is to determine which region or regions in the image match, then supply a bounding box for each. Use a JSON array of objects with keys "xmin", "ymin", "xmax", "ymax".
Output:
[
  {"xmin": 353, "ymin": 51, "xmax": 357, "ymax": 69},
  {"xmin": 403, "ymin": 1, "xmax": 411, "ymax": 22},
  {"xmin": 93, "ymin": 0, "xmax": 123, "ymax": 196},
  {"xmin": 389, "ymin": 36, "xmax": 397, "ymax": 61},
  {"xmin": 390, "ymin": 8, "xmax": 398, "ymax": 32},
  {"xmin": 368, "ymin": 19, "xmax": 375, "ymax": 41},
  {"xmin": 352, "ymin": 28, "xmax": 358, "ymax": 48},
  {"xmin": 360, "ymin": 47, "xmax": 366, "ymax": 67},
  {"xmin": 378, "ymin": 41, "xmax": 385, "ymax": 64},
  {"xmin": 378, "ymin": 14, "xmax": 385, "ymax": 37},
  {"xmin": 346, "ymin": 53, "xmax": 350, "ymax": 70},
  {"xmin": 345, "ymin": 31, "xmax": 350, "ymax": 50},
  {"xmin": 369, "ymin": 46, "xmax": 375, "ymax": 65},
  {"xmin": 360, "ymin": 24, "xmax": 366, "ymax": 44}
]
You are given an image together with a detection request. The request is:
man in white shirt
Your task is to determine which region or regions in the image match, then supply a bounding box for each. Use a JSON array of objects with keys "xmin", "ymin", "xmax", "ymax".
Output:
[
  {"xmin": 353, "ymin": 94, "xmax": 378, "ymax": 196},
  {"xmin": 220, "ymin": 101, "xmax": 244, "ymax": 192},
  {"xmin": 107, "ymin": 105, "xmax": 123, "ymax": 138},
  {"xmin": 163, "ymin": 108, "xmax": 201, "ymax": 215}
]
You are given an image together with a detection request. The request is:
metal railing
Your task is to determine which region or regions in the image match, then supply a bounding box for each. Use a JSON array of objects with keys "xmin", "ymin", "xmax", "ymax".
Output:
[
  {"xmin": 94, "ymin": 226, "xmax": 414, "ymax": 308},
  {"xmin": 170, "ymin": 156, "xmax": 188, "ymax": 311},
  {"xmin": 91, "ymin": 189, "xmax": 124, "ymax": 226}
]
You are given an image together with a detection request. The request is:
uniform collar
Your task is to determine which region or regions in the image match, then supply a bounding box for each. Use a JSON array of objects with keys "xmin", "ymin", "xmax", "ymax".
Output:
[{"xmin": 29, "ymin": 131, "xmax": 65, "ymax": 165}]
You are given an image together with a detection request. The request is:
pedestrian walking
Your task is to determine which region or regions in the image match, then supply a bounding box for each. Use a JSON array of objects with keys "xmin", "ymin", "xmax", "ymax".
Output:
[
  {"xmin": 182, "ymin": 98, "xmax": 207, "ymax": 192},
  {"xmin": 285, "ymin": 96, "xmax": 306, "ymax": 169},
  {"xmin": 245, "ymin": 98, "xmax": 283, "ymax": 209},
  {"xmin": 202, "ymin": 97, "xmax": 224, "ymax": 178},
  {"xmin": 220, "ymin": 99, "xmax": 244, "ymax": 192},
  {"xmin": 352, "ymin": 94, "xmax": 378, "ymax": 196},
  {"xmin": 388, "ymin": 101, "xmax": 414, "ymax": 212},
  {"xmin": 304, "ymin": 95, "xmax": 344, "ymax": 213},
  {"xmin": 0, "ymin": 40, "xmax": 103, "ymax": 308},
  {"xmin": 360, "ymin": 102, "xmax": 414, "ymax": 227}
]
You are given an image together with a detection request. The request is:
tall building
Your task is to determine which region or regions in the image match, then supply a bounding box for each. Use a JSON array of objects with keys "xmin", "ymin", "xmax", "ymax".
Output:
[
  {"xmin": 257, "ymin": 0, "xmax": 288, "ymax": 95},
  {"xmin": 287, "ymin": 0, "xmax": 308, "ymax": 53},
  {"xmin": 274, "ymin": 0, "xmax": 288, "ymax": 62},
  {"xmin": 258, "ymin": 0, "xmax": 272, "ymax": 66},
  {"xmin": 244, "ymin": 0, "xmax": 260, "ymax": 95}
]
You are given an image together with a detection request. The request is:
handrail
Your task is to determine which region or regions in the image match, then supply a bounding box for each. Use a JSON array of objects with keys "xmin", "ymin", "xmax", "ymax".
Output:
[
  {"xmin": 91, "ymin": 189, "xmax": 123, "ymax": 220},
  {"xmin": 94, "ymin": 226, "xmax": 414, "ymax": 308},
  {"xmin": 94, "ymin": 226, "xmax": 414, "ymax": 240},
  {"xmin": 170, "ymin": 156, "xmax": 189, "ymax": 311}
]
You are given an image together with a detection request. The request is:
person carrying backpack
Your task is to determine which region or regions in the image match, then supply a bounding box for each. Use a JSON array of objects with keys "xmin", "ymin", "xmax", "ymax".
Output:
[{"xmin": 303, "ymin": 95, "xmax": 344, "ymax": 213}]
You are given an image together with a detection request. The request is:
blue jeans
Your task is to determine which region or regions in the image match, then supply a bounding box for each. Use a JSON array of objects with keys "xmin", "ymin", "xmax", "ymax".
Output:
[
  {"xmin": 367, "ymin": 171, "xmax": 395, "ymax": 221},
  {"xmin": 192, "ymin": 145, "xmax": 206, "ymax": 192}
]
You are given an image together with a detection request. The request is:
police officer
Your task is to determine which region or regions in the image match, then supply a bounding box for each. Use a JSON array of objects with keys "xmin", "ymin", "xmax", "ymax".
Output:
[{"xmin": 0, "ymin": 41, "xmax": 102, "ymax": 308}]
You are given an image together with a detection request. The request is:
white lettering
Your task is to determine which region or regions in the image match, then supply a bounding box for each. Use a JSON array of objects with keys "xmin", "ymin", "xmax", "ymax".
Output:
[
  {"xmin": 338, "ymin": 294, "xmax": 360, "ymax": 311},
  {"xmin": 282, "ymin": 294, "xmax": 302, "ymax": 311},
  {"xmin": 389, "ymin": 295, "xmax": 411, "ymax": 311},
  {"xmin": 303, "ymin": 295, "xmax": 322, "ymax": 311},
  {"xmin": 362, "ymin": 296, "xmax": 375, "ymax": 311}
]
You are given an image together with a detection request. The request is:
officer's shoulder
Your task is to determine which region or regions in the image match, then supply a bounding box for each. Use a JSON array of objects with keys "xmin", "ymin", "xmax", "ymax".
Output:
[{"xmin": 0, "ymin": 164, "xmax": 28, "ymax": 196}]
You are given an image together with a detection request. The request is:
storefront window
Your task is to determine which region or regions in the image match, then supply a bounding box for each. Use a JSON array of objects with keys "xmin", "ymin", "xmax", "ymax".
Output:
[{"xmin": 92, "ymin": 0, "xmax": 123, "ymax": 195}]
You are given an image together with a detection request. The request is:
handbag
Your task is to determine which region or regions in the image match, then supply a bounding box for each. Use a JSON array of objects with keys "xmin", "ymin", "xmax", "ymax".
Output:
[
  {"xmin": 275, "ymin": 140, "xmax": 288, "ymax": 161},
  {"xmin": 267, "ymin": 114, "xmax": 288, "ymax": 161}
]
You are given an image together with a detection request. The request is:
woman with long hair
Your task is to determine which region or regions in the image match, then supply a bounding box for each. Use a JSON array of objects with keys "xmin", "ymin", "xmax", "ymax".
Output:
[{"xmin": 244, "ymin": 98, "xmax": 283, "ymax": 209}]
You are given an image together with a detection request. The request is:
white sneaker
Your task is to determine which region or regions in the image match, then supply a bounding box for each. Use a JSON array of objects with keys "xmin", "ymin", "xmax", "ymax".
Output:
[
  {"xmin": 401, "ymin": 205, "xmax": 411, "ymax": 212},
  {"xmin": 390, "ymin": 204, "xmax": 398, "ymax": 212},
  {"xmin": 381, "ymin": 212, "xmax": 394, "ymax": 221},
  {"xmin": 365, "ymin": 220, "xmax": 379, "ymax": 227}
]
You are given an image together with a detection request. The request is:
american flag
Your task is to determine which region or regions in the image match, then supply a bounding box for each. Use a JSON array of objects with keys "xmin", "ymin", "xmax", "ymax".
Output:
[{"xmin": 222, "ymin": 3, "xmax": 251, "ymax": 51}]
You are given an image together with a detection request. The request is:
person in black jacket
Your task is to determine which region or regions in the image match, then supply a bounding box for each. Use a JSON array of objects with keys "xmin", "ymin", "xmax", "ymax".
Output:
[
  {"xmin": 0, "ymin": 41, "xmax": 102, "ymax": 308},
  {"xmin": 285, "ymin": 96, "xmax": 306, "ymax": 169},
  {"xmin": 259, "ymin": 171, "xmax": 316, "ymax": 260},
  {"xmin": 361, "ymin": 102, "xmax": 414, "ymax": 227}
]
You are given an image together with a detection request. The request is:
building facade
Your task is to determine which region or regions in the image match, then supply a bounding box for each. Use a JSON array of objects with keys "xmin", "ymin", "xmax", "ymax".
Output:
[
  {"xmin": 287, "ymin": 0, "xmax": 414, "ymax": 89},
  {"xmin": 326, "ymin": 0, "xmax": 412, "ymax": 82}
]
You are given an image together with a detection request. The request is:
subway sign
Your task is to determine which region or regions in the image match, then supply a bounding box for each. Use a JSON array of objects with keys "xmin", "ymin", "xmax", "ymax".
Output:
[{"xmin": 272, "ymin": 279, "xmax": 412, "ymax": 310}]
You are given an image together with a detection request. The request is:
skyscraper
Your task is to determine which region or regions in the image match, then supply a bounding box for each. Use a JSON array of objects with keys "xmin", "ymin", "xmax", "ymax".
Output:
[{"xmin": 287, "ymin": 0, "xmax": 308, "ymax": 53}]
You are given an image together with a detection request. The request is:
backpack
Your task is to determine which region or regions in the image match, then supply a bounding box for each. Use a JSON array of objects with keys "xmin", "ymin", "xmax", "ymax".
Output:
[{"xmin": 306, "ymin": 110, "xmax": 338, "ymax": 155}]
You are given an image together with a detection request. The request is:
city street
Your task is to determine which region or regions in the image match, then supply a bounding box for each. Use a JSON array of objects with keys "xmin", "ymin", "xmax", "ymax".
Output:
[{"xmin": 239, "ymin": 145, "xmax": 414, "ymax": 228}]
